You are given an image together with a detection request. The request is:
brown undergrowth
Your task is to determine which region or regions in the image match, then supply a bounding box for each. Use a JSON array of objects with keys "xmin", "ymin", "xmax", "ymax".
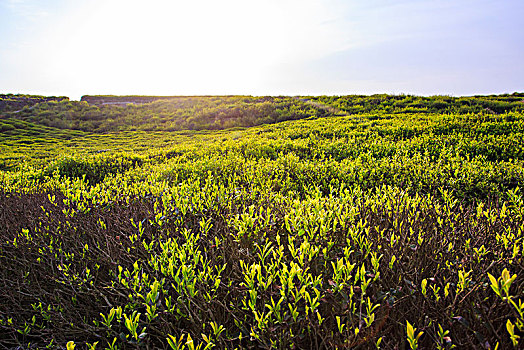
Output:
[{"xmin": 0, "ymin": 189, "xmax": 522, "ymax": 349}]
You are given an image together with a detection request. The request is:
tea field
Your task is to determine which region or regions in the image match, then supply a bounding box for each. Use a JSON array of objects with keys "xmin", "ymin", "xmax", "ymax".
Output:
[{"xmin": 0, "ymin": 94, "xmax": 523, "ymax": 349}]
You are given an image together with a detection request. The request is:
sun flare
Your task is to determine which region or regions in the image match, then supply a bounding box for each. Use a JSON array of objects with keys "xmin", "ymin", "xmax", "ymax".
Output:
[{"xmin": 32, "ymin": 0, "xmax": 344, "ymax": 97}]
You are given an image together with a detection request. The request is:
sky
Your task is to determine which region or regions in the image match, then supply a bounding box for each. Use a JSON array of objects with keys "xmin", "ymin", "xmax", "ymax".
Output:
[{"xmin": 0, "ymin": 0, "xmax": 523, "ymax": 100}]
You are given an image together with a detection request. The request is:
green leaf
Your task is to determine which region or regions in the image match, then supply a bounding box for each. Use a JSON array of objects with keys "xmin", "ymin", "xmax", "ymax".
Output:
[{"xmin": 406, "ymin": 321, "xmax": 414, "ymax": 338}]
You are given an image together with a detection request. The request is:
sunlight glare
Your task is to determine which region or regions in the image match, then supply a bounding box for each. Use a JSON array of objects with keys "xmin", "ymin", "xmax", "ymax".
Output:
[{"xmin": 36, "ymin": 0, "xmax": 345, "ymax": 96}]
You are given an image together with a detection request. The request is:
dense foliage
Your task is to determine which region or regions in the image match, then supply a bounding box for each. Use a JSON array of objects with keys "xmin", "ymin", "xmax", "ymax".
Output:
[
  {"xmin": 311, "ymin": 93, "xmax": 524, "ymax": 115},
  {"xmin": 0, "ymin": 94, "xmax": 523, "ymax": 349},
  {"xmin": 7, "ymin": 96, "xmax": 329, "ymax": 132},
  {"xmin": 0, "ymin": 94, "xmax": 68, "ymax": 112},
  {"xmin": 4, "ymin": 93, "xmax": 523, "ymax": 135}
]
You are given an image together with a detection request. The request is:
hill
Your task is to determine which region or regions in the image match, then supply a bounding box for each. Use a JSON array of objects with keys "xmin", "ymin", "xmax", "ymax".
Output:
[{"xmin": 0, "ymin": 94, "xmax": 69, "ymax": 113}]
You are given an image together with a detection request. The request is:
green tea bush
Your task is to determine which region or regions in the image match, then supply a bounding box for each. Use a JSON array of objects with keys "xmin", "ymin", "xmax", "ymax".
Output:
[
  {"xmin": 43, "ymin": 153, "xmax": 145, "ymax": 184},
  {"xmin": 0, "ymin": 123, "xmax": 15, "ymax": 132}
]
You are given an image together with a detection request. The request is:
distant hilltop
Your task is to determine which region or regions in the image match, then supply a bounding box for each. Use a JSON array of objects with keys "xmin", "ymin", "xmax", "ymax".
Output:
[
  {"xmin": 80, "ymin": 95, "xmax": 251, "ymax": 106},
  {"xmin": 81, "ymin": 95, "xmax": 220, "ymax": 106},
  {"xmin": 0, "ymin": 94, "xmax": 68, "ymax": 112},
  {"xmin": 80, "ymin": 95, "xmax": 165, "ymax": 106}
]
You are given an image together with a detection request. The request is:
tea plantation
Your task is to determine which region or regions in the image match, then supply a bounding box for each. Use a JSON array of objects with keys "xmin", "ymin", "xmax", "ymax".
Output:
[{"xmin": 0, "ymin": 94, "xmax": 523, "ymax": 349}]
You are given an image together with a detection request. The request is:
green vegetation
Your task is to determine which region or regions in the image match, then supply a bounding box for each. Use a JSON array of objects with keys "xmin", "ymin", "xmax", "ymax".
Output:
[
  {"xmin": 9, "ymin": 96, "xmax": 329, "ymax": 132},
  {"xmin": 6, "ymin": 93, "xmax": 523, "ymax": 134},
  {"xmin": 0, "ymin": 94, "xmax": 523, "ymax": 349},
  {"xmin": 311, "ymin": 93, "xmax": 524, "ymax": 115},
  {"xmin": 0, "ymin": 94, "xmax": 68, "ymax": 112}
]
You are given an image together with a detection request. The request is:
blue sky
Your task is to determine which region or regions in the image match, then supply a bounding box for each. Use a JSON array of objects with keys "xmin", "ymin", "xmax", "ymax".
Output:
[{"xmin": 0, "ymin": 0, "xmax": 523, "ymax": 99}]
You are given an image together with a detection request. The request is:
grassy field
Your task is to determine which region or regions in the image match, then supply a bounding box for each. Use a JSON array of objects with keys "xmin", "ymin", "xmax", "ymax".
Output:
[{"xmin": 0, "ymin": 94, "xmax": 523, "ymax": 349}]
